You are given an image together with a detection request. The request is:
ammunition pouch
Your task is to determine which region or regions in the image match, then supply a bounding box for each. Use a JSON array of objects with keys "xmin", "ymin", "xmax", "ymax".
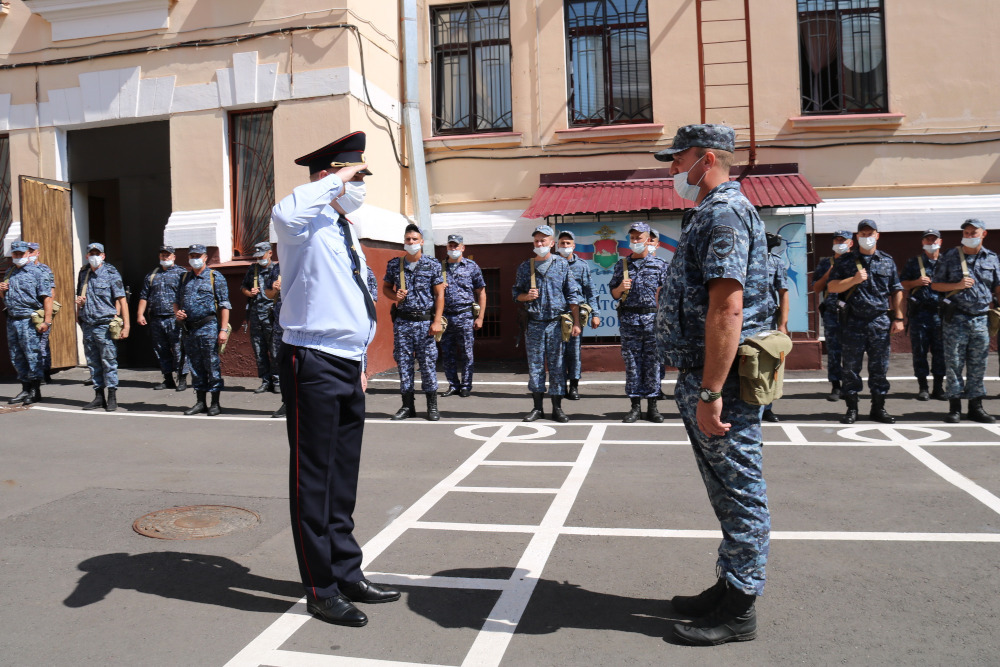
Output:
[
  {"xmin": 108, "ymin": 315, "xmax": 125, "ymax": 340},
  {"xmin": 217, "ymin": 324, "xmax": 233, "ymax": 354},
  {"xmin": 989, "ymin": 306, "xmax": 1000, "ymax": 338},
  {"xmin": 434, "ymin": 316, "xmax": 448, "ymax": 343},
  {"xmin": 737, "ymin": 330, "xmax": 794, "ymax": 406},
  {"xmin": 30, "ymin": 300, "xmax": 61, "ymax": 331},
  {"xmin": 559, "ymin": 311, "xmax": 576, "ymax": 342}
]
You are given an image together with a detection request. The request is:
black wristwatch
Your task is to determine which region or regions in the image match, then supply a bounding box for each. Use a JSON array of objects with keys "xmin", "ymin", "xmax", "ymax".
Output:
[{"xmin": 699, "ymin": 388, "xmax": 722, "ymax": 403}]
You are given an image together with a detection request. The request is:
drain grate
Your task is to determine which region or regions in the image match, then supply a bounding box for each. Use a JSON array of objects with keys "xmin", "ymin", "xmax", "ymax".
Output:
[{"xmin": 133, "ymin": 505, "xmax": 260, "ymax": 540}]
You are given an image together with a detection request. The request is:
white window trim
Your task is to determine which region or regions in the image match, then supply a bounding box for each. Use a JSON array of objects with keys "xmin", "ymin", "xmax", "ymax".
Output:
[{"xmin": 24, "ymin": 0, "xmax": 171, "ymax": 41}]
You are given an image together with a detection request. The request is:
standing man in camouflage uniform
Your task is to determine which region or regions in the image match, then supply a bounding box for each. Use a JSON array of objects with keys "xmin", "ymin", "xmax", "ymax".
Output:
[
  {"xmin": 264, "ymin": 268, "xmax": 286, "ymax": 418},
  {"xmin": 932, "ymin": 219, "xmax": 1000, "ymax": 423},
  {"xmin": 137, "ymin": 245, "xmax": 190, "ymax": 391},
  {"xmin": 512, "ymin": 224, "xmax": 582, "ymax": 423},
  {"xmin": 2, "ymin": 241, "xmax": 52, "ymax": 404},
  {"xmin": 383, "ymin": 224, "xmax": 444, "ymax": 421},
  {"xmin": 827, "ymin": 219, "xmax": 905, "ymax": 424},
  {"xmin": 26, "ymin": 242, "xmax": 55, "ymax": 383},
  {"xmin": 75, "ymin": 243, "xmax": 129, "ymax": 412},
  {"xmin": 610, "ymin": 222, "xmax": 667, "ymax": 423},
  {"xmin": 241, "ymin": 241, "xmax": 280, "ymax": 394},
  {"xmin": 173, "ymin": 243, "xmax": 231, "ymax": 416},
  {"xmin": 761, "ymin": 233, "xmax": 789, "ymax": 422},
  {"xmin": 812, "ymin": 230, "xmax": 853, "ymax": 401},
  {"xmin": 900, "ymin": 230, "xmax": 945, "ymax": 401},
  {"xmin": 648, "ymin": 229, "xmax": 671, "ymax": 400},
  {"xmin": 439, "ymin": 233, "xmax": 486, "ymax": 398},
  {"xmin": 654, "ymin": 124, "xmax": 773, "ymax": 645},
  {"xmin": 557, "ymin": 230, "xmax": 600, "ymax": 400}
]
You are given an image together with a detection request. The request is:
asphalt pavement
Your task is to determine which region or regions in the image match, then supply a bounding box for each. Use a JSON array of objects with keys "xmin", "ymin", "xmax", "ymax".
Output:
[{"xmin": 2, "ymin": 357, "xmax": 1000, "ymax": 666}]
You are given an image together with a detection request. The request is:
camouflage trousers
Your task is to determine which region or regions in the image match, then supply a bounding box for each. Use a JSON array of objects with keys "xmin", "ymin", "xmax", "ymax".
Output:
[
  {"xmin": 908, "ymin": 307, "xmax": 945, "ymax": 379},
  {"xmin": 249, "ymin": 310, "xmax": 278, "ymax": 381},
  {"xmin": 183, "ymin": 319, "xmax": 224, "ymax": 393},
  {"xmin": 563, "ymin": 325, "xmax": 583, "ymax": 382},
  {"xmin": 675, "ymin": 368, "xmax": 770, "ymax": 596},
  {"xmin": 525, "ymin": 318, "xmax": 565, "ymax": 396},
  {"xmin": 821, "ymin": 307, "xmax": 842, "ymax": 383},
  {"xmin": 81, "ymin": 321, "xmax": 119, "ymax": 389},
  {"xmin": 441, "ymin": 311, "xmax": 475, "ymax": 391},
  {"xmin": 840, "ymin": 313, "xmax": 891, "ymax": 397},
  {"xmin": 620, "ymin": 316, "xmax": 661, "ymax": 398},
  {"xmin": 6, "ymin": 317, "xmax": 43, "ymax": 382},
  {"xmin": 393, "ymin": 318, "xmax": 438, "ymax": 394},
  {"xmin": 942, "ymin": 312, "xmax": 990, "ymax": 400},
  {"xmin": 38, "ymin": 327, "xmax": 51, "ymax": 374},
  {"xmin": 149, "ymin": 315, "xmax": 189, "ymax": 376}
]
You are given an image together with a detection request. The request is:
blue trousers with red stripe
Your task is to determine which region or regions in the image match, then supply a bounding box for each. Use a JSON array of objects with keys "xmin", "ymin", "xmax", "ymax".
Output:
[{"xmin": 280, "ymin": 343, "xmax": 365, "ymax": 600}]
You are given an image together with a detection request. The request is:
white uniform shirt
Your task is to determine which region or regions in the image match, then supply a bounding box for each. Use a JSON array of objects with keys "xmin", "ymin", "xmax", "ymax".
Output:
[{"xmin": 272, "ymin": 174, "xmax": 376, "ymax": 361}]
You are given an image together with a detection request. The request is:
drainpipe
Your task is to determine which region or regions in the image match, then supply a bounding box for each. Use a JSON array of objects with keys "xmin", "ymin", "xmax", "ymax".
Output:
[{"xmin": 401, "ymin": 0, "xmax": 434, "ymax": 256}]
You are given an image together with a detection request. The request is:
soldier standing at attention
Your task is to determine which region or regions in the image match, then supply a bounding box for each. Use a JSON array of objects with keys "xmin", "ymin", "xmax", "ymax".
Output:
[
  {"xmin": 2, "ymin": 241, "xmax": 52, "ymax": 405},
  {"xmin": 512, "ymin": 224, "xmax": 582, "ymax": 423},
  {"xmin": 264, "ymin": 268, "xmax": 285, "ymax": 418},
  {"xmin": 241, "ymin": 241, "xmax": 280, "ymax": 394},
  {"xmin": 932, "ymin": 219, "xmax": 1000, "ymax": 423},
  {"xmin": 648, "ymin": 229, "xmax": 670, "ymax": 400},
  {"xmin": 827, "ymin": 219, "xmax": 905, "ymax": 425},
  {"xmin": 610, "ymin": 222, "xmax": 667, "ymax": 423},
  {"xmin": 439, "ymin": 233, "xmax": 486, "ymax": 398},
  {"xmin": 383, "ymin": 224, "xmax": 445, "ymax": 421},
  {"xmin": 556, "ymin": 230, "xmax": 600, "ymax": 400},
  {"xmin": 26, "ymin": 242, "xmax": 55, "ymax": 384},
  {"xmin": 900, "ymin": 230, "xmax": 946, "ymax": 401},
  {"xmin": 173, "ymin": 243, "xmax": 231, "ymax": 416},
  {"xmin": 654, "ymin": 124, "xmax": 773, "ymax": 645},
  {"xmin": 75, "ymin": 243, "xmax": 129, "ymax": 412},
  {"xmin": 137, "ymin": 245, "xmax": 190, "ymax": 391},
  {"xmin": 811, "ymin": 230, "xmax": 853, "ymax": 401},
  {"xmin": 761, "ymin": 232, "xmax": 789, "ymax": 422}
]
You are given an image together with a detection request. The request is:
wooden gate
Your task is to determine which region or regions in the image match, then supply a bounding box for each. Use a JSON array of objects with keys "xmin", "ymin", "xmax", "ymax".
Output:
[{"xmin": 19, "ymin": 176, "xmax": 77, "ymax": 368}]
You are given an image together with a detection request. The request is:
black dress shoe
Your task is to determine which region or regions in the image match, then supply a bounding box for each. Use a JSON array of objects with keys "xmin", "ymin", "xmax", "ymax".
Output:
[
  {"xmin": 459, "ymin": 388, "xmax": 471, "ymax": 397},
  {"xmin": 440, "ymin": 387, "xmax": 459, "ymax": 397},
  {"xmin": 253, "ymin": 379, "xmax": 271, "ymax": 394},
  {"xmin": 306, "ymin": 594, "xmax": 368, "ymax": 626},
  {"xmin": 340, "ymin": 578, "xmax": 401, "ymax": 604}
]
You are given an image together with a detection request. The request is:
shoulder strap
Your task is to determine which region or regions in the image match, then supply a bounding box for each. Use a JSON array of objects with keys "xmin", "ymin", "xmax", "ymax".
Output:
[
  {"xmin": 529, "ymin": 259, "xmax": 536, "ymax": 290},
  {"xmin": 253, "ymin": 264, "xmax": 259, "ymax": 290},
  {"xmin": 917, "ymin": 255, "xmax": 926, "ymax": 278},
  {"xmin": 399, "ymin": 258, "xmax": 406, "ymax": 291},
  {"xmin": 946, "ymin": 250, "xmax": 971, "ymax": 299},
  {"xmin": 81, "ymin": 269, "xmax": 91, "ymax": 299},
  {"xmin": 147, "ymin": 267, "xmax": 160, "ymax": 288},
  {"xmin": 840, "ymin": 256, "xmax": 865, "ymax": 303},
  {"xmin": 622, "ymin": 258, "xmax": 630, "ymax": 282}
]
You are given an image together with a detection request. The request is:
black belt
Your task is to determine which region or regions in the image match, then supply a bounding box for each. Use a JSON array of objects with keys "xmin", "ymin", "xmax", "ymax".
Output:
[
  {"xmin": 618, "ymin": 306, "xmax": 657, "ymax": 315},
  {"xmin": 185, "ymin": 314, "xmax": 217, "ymax": 330},
  {"xmin": 7, "ymin": 314, "xmax": 32, "ymax": 320},
  {"xmin": 396, "ymin": 310, "xmax": 434, "ymax": 322},
  {"xmin": 444, "ymin": 305, "xmax": 474, "ymax": 316},
  {"xmin": 527, "ymin": 316, "xmax": 560, "ymax": 323}
]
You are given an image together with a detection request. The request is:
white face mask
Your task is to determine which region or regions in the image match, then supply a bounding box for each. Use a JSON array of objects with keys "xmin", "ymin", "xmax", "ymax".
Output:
[
  {"xmin": 557, "ymin": 246, "xmax": 573, "ymax": 257},
  {"xmin": 160, "ymin": 259, "xmax": 174, "ymax": 269},
  {"xmin": 13, "ymin": 257, "xmax": 29, "ymax": 268},
  {"xmin": 29, "ymin": 255, "xmax": 38, "ymax": 263},
  {"xmin": 257, "ymin": 258, "xmax": 270, "ymax": 266},
  {"xmin": 533, "ymin": 245, "xmax": 551, "ymax": 257},
  {"xmin": 189, "ymin": 257, "xmax": 205, "ymax": 269},
  {"xmin": 336, "ymin": 181, "xmax": 366, "ymax": 215},
  {"xmin": 961, "ymin": 236, "xmax": 982, "ymax": 249},
  {"xmin": 833, "ymin": 243, "xmax": 850, "ymax": 255},
  {"xmin": 88, "ymin": 255, "xmax": 103, "ymax": 268},
  {"xmin": 404, "ymin": 243, "xmax": 422, "ymax": 255},
  {"xmin": 648, "ymin": 247, "xmax": 657, "ymax": 256},
  {"xmin": 858, "ymin": 237, "xmax": 877, "ymax": 251},
  {"xmin": 630, "ymin": 242, "xmax": 648, "ymax": 254},
  {"xmin": 672, "ymin": 155, "xmax": 706, "ymax": 201},
  {"xmin": 922, "ymin": 243, "xmax": 940, "ymax": 253},
  {"xmin": 447, "ymin": 249, "xmax": 462, "ymax": 259}
]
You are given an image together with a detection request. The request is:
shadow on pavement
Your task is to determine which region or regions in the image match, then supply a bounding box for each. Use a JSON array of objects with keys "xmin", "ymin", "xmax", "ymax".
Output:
[{"xmin": 64, "ymin": 552, "xmax": 302, "ymax": 613}]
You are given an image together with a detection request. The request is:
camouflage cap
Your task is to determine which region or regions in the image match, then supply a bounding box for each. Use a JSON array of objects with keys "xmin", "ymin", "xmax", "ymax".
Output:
[
  {"xmin": 252, "ymin": 241, "xmax": 272, "ymax": 257},
  {"xmin": 858, "ymin": 219, "xmax": 878, "ymax": 232},
  {"xmin": 833, "ymin": 229, "xmax": 853, "ymax": 240},
  {"xmin": 557, "ymin": 230, "xmax": 575, "ymax": 240},
  {"xmin": 159, "ymin": 245, "xmax": 175, "ymax": 254},
  {"xmin": 26, "ymin": 242, "xmax": 40, "ymax": 251},
  {"xmin": 655, "ymin": 124, "xmax": 736, "ymax": 162},
  {"xmin": 86, "ymin": 242, "xmax": 105, "ymax": 253},
  {"xmin": 447, "ymin": 234, "xmax": 464, "ymax": 244},
  {"xmin": 188, "ymin": 243, "xmax": 207, "ymax": 254},
  {"xmin": 11, "ymin": 240, "xmax": 29, "ymax": 253},
  {"xmin": 921, "ymin": 229, "xmax": 941, "ymax": 239},
  {"xmin": 629, "ymin": 222, "xmax": 651, "ymax": 234},
  {"xmin": 648, "ymin": 228, "xmax": 658, "ymax": 240},
  {"xmin": 962, "ymin": 218, "xmax": 986, "ymax": 230},
  {"xmin": 533, "ymin": 224, "xmax": 555, "ymax": 237}
]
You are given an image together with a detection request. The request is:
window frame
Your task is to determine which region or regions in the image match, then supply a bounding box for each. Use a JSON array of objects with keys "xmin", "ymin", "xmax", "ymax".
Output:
[
  {"xmin": 0, "ymin": 134, "xmax": 12, "ymax": 255},
  {"xmin": 228, "ymin": 108, "xmax": 276, "ymax": 259},
  {"xmin": 430, "ymin": 1, "xmax": 513, "ymax": 136},
  {"xmin": 475, "ymin": 266, "xmax": 502, "ymax": 339}
]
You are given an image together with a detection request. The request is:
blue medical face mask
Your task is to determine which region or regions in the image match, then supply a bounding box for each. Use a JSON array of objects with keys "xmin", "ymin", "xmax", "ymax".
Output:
[
  {"xmin": 961, "ymin": 236, "xmax": 982, "ymax": 249},
  {"xmin": 672, "ymin": 155, "xmax": 706, "ymax": 201},
  {"xmin": 189, "ymin": 257, "xmax": 205, "ymax": 269}
]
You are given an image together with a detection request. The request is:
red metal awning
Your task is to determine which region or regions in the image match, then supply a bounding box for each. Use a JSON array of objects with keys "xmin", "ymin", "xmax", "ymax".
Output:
[{"xmin": 521, "ymin": 172, "xmax": 821, "ymax": 219}]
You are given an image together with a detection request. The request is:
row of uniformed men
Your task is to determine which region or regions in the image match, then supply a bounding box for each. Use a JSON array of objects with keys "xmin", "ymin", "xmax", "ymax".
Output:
[{"xmin": 812, "ymin": 217, "xmax": 1000, "ymax": 425}]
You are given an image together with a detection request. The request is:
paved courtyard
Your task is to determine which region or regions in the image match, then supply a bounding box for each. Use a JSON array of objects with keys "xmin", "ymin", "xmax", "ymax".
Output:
[{"xmin": 2, "ymin": 360, "xmax": 1000, "ymax": 665}]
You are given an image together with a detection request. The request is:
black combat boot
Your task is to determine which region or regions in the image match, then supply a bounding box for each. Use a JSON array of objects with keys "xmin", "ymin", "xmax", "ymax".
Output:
[
  {"xmin": 673, "ymin": 581, "xmax": 757, "ymax": 646},
  {"xmin": 841, "ymin": 394, "xmax": 858, "ymax": 424},
  {"xmin": 22, "ymin": 381, "xmax": 42, "ymax": 406},
  {"xmin": 175, "ymin": 373, "xmax": 188, "ymax": 392},
  {"xmin": 440, "ymin": 386, "xmax": 460, "ymax": 397},
  {"xmin": 83, "ymin": 388, "xmax": 106, "ymax": 411},
  {"xmin": 207, "ymin": 392, "xmax": 221, "ymax": 416},
  {"xmin": 968, "ymin": 397, "xmax": 996, "ymax": 424},
  {"xmin": 426, "ymin": 392, "xmax": 440, "ymax": 421},
  {"xmin": 391, "ymin": 392, "xmax": 416, "ymax": 420},
  {"xmin": 870, "ymin": 394, "xmax": 896, "ymax": 424},
  {"xmin": 271, "ymin": 403, "xmax": 286, "ymax": 418},
  {"xmin": 761, "ymin": 407, "xmax": 780, "ymax": 422},
  {"xmin": 917, "ymin": 377, "xmax": 930, "ymax": 401},
  {"xmin": 253, "ymin": 379, "xmax": 270, "ymax": 394},
  {"xmin": 945, "ymin": 398, "xmax": 962, "ymax": 424},
  {"xmin": 567, "ymin": 379, "xmax": 580, "ymax": 401},
  {"xmin": 185, "ymin": 391, "xmax": 207, "ymax": 416},
  {"xmin": 827, "ymin": 380, "xmax": 842, "ymax": 402},
  {"xmin": 551, "ymin": 396, "xmax": 569, "ymax": 423},
  {"xmin": 523, "ymin": 392, "xmax": 545, "ymax": 422},
  {"xmin": 8, "ymin": 382, "xmax": 32, "ymax": 404},
  {"xmin": 671, "ymin": 578, "xmax": 727, "ymax": 616},
  {"xmin": 646, "ymin": 398, "xmax": 664, "ymax": 423},
  {"xmin": 622, "ymin": 397, "xmax": 642, "ymax": 423},
  {"xmin": 105, "ymin": 388, "xmax": 118, "ymax": 412},
  {"xmin": 83, "ymin": 377, "xmax": 94, "ymax": 387},
  {"xmin": 154, "ymin": 372, "xmax": 176, "ymax": 390},
  {"xmin": 931, "ymin": 375, "xmax": 945, "ymax": 401},
  {"xmin": 271, "ymin": 378, "xmax": 281, "ymax": 394}
]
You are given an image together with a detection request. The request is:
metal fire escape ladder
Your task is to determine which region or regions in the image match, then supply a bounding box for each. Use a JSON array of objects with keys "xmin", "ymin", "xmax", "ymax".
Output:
[{"xmin": 696, "ymin": 0, "xmax": 757, "ymax": 167}]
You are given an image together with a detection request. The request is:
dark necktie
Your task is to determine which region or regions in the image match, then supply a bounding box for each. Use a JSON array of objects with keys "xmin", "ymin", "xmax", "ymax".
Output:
[{"xmin": 337, "ymin": 217, "xmax": 377, "ymax": 322}]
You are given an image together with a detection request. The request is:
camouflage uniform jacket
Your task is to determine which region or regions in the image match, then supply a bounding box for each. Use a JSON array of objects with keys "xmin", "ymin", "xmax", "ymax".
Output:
[
  {"xmin": 511, "ymin": 255, "xmax": 582, "ymax": 321},
  {"xmin": 174, "ymin": 269, "xmax": 232, "ymax": 321},
  {"xmin": 384, "ymin": 256, "xmax": 443, "ymax": 314},
  {"xmin": 442, "ymin": 258, "xmax": 486, "ymax": 313},
  {"xmin": 76, "ymin": 263, "xmax": 126, "ymax": 324},
  {"xmin": 139, "ymin": 265, "xmax": 188, "ymax": 317},
  {"xmin": 830, "ymin": 249, "xmax": 902, "ymax": 321},
  {"xmin": 3, "ymin": 263, "xmax": 52, "ymax": 317},
  {"xmin": 932, "ymin": 247, "xmax": 1000, "ymax": 314}
]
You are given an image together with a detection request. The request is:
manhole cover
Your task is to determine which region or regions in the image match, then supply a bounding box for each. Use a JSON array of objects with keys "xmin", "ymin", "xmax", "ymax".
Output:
[{"xmin": 133, "ymin": 505, "xmax": 260, "ymax": 540}]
